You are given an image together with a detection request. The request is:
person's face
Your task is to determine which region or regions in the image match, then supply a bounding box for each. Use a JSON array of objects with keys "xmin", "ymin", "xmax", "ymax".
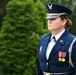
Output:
[{"xmin": 47, "ymin": 17, "xmax": 66, "ymax": 31}]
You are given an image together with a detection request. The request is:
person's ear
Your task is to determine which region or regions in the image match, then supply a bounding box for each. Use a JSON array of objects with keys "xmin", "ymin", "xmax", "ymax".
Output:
[{"xmin": 62, "ymin": 19, "xmax": 67, "ymax": 26}]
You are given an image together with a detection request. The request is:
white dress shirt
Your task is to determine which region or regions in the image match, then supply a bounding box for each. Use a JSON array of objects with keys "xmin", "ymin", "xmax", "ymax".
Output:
[{"xmin": 46, "ymin": 29, "xmax": 65, "ymax": 59}]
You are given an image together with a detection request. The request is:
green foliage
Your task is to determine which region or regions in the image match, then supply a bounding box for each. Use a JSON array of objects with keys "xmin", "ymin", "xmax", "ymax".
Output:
[
  {"xmin": 0, "ymin": 0, "xmax": 48, "ymax": 75},
  {"xmin": 0, "ymin": 0, "xmax": 11, "ymax": 28},
  {"xmin": 69, "ymin": 4, "xmax": 76, "ymax": 35}
]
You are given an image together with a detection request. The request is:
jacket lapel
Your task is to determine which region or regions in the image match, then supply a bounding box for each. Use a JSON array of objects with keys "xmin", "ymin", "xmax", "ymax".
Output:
[
  {"xmin": 48, "ymin": 29, "xmax": 69, "ymax": 59},
  {"xmin": 41, "ymin": 34, "xmax": 51, "ymax": 60}
]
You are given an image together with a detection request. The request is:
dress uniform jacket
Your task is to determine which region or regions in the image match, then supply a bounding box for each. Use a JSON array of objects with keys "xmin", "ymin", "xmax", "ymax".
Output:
[{"xmin": 36, "ymin": 29, "xmax": 76, "ymax": 75}]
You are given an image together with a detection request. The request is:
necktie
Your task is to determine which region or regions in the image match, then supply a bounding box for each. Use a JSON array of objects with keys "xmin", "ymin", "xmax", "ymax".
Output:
[{"xmin": 52, "ymin": 36, "xmax": 56, "ymax": 43}]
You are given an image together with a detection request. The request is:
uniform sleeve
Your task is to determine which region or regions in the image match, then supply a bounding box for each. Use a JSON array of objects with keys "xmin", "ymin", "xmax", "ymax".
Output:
[
  {"xmin": 72, "ymin": 40, "xmax": 76, "ymax": 74},
  {"xmin": 36, "ymin": 48, "xmax": 43, "ymax": 75},
  {"xmin": 36, "ymin": 57, "xmax": 43, "ymax": 75},
  {"xmin": 36, "ymin": 34, "xmax": 48, "ymax": 75},
  {"xmin": 36, "ymin": 39, "xmax": 42, "ymax": 75}
]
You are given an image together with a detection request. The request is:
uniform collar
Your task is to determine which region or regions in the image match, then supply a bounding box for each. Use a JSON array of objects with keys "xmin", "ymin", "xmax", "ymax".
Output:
[{"xmin": 51, "ymin": 29, "xmax": 65, "ymax": 41}]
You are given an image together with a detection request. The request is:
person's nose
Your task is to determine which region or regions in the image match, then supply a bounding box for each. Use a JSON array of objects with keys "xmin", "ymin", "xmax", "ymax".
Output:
[{"xmin": 48, "ymin": 20, "xmax": 52, "ymax": 23}]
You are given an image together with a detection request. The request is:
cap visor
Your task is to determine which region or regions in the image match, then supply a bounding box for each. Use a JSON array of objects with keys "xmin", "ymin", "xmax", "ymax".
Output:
[
  {"xmin": 46, "ymin": 15, "xmax": 59, "ymax": 19},
  {"xmin": 46, "ymin": 13, "xmax": 68, "ymax": 19}
]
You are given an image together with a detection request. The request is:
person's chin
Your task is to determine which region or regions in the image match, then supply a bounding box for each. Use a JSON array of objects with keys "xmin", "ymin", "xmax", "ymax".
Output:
[{"xmin": 48, "ymin": 28, "xmax": 52, "ymax": 31}]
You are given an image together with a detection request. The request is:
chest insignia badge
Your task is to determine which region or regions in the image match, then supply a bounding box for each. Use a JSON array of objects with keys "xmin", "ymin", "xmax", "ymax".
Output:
[{"xmin": 40, "ymin": 46, "xmax": 42, "ymax": 51}]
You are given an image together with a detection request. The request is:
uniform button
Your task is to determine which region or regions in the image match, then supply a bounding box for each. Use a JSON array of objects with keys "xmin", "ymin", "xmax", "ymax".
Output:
[{"xmin": 46, "ymin": 63, "xmax": 48, "ymax": 65}]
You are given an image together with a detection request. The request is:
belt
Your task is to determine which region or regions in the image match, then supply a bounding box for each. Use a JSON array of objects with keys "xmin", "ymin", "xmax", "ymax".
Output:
[{"xmin": 43, "ymin": 72, "xmax": 69, "ymax": 75}]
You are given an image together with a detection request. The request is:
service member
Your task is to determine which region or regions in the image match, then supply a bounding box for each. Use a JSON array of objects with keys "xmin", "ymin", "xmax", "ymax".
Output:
[{"xmin": 36, "ymin": 3, "xmax": 76, "ymax": 75}]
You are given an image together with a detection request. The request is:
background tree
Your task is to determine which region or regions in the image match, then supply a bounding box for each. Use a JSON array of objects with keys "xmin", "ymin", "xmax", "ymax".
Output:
[
  {"xmin": 69, "ymin": 3, "xmax": 76, "ymax": 35},
  {"xmin": 0, "ymin": 0, "xmax": 48, "ymax": 75},
  {"xmin": 0, "ymin": 0, "xmax": 11, "ymax": 29}
]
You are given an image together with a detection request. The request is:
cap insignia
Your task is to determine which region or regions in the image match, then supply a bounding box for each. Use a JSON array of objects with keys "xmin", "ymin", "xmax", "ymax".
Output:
[{"xmin": 48, "ymin": 4, "xmax": 52, "ymax": 9}]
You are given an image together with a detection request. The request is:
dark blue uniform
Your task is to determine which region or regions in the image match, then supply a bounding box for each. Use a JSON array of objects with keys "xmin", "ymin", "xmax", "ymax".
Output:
[{"xmin": 36, "ymin": 29, "xmax": 76, "ymax": 75}]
